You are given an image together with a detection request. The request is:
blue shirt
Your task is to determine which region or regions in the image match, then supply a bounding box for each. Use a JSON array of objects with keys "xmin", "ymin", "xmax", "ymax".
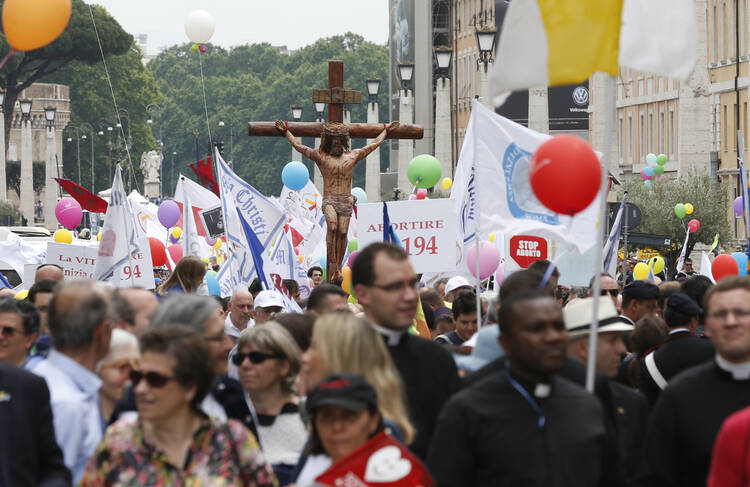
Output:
[{"xmin": 27, "ymin": 350, "xmax": 103, "ymax": 484}]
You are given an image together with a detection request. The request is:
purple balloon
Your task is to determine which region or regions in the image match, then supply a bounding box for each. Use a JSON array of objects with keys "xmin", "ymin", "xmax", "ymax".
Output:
[
  {"xmin": 170, "ymin": 234, "xmax": 180, "ymax": 244},
  {"xmin": 734, "ymin": 196, "xmax": 744, "ymax": 216},
  {"xmin": 347, "ymin": 250, "xmax": 360, "ymax": 268},
  {"xmin": 205, "ymin": 236, "xmax": 217, "ymax": 246},
  {"xmin": 465, "ymin": 240, "xmax": 501, "ymax": 280},
  {"xmin": 55, "ymin": 197, "xmax": 83, "ymax": 229},
  {"xmin": 158, "ymin": 200, "xmax": 180, "ymax": 228}
]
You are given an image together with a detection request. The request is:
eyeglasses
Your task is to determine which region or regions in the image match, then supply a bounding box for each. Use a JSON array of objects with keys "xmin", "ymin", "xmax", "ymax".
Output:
[
  {"xmin": 231, "ymin": 351, "xmax": 284, "ymax": 366},
  {"xmin": 600, "ymin": 289, "xmax": 619, "ymax": 297},
  {"xmin": 0, "ymin": 326, "xmax": 23, "ymax": 338},
  {"xmin": 371, "ymin": 278, "xmax": 420, "ymax": 293},
  {"xmin": 707, "ymin": 309, "xmax": 750, "ymax": 321},
  {"xmin": 129, "ymin": 369, "xmax": 175, "ymax": 388},
  {"xmin": 101, "ymin": 359, "xmax": 138, "ymax": 374}
]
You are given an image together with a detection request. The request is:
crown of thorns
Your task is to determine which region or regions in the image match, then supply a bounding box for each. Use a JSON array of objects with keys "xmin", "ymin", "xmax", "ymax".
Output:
[{"xmin": 323, "ymin": 122, "xmax": 349, "ymax": 137}]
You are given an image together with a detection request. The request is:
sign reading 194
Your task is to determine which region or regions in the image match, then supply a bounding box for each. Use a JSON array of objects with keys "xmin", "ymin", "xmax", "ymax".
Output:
[{"xmin": 402, "ymin": 236, "xmax": 438, "ymax": 256}]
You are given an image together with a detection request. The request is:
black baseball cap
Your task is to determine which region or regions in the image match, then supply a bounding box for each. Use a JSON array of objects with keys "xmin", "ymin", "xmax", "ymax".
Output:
[
  {"xmin": 307, "ymin": 374, "xmax": 378, "ymax": 413},
  {"xmin": 667, "ymin": 292, "xmax": 703, "ymax": 316},
  {"xmin": 623, "ymin": 280, "xmax": 660, "ymax": 300}
]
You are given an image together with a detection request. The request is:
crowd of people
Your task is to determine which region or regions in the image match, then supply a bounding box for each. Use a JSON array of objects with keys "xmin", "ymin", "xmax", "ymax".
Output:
[{"xmin": 1, "ymin": 244, "xmax": 749, "ymax": 486}]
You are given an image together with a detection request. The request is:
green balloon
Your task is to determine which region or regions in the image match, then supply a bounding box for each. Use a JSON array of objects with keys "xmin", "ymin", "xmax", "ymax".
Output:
[
  {"xmin": 654, "ymin": 165, "xmax": 664, "ymax": 175},
  {"xmin": 674, "ymin": 203, "xmax": 686, "ymax": 219},
  {"xmin": 657, "ymin": 154, "xmax": 667, "ymax": 165},
  {"xmin": 347, "ymin": 238, "xmax": 358, "ymax": 253},
  {"xmin": 407, "ymin": 154, "xmax": 442, "ymax": 189}
]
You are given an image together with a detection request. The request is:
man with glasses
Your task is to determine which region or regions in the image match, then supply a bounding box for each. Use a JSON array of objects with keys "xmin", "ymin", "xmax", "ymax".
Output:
[
  {"xmin": 641, "ymin": 276, "xmax": 750, "ymax": 487},
  {"xmin": 352, "ymin": 242, "xmax": 460, "ymax": 460},
  {"xmin": 0, "ymin": 298, "xmax": 40, "ymax": 366},
  {"xmin": 589, "ymin": 272, "xmax": 619, "ymax": 307}
]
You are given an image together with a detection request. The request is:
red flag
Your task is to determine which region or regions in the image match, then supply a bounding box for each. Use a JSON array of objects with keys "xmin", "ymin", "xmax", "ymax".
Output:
[
  {"xmin": 316, "ymin": 432, "xmax": 434, "ymax": 487},
  {"xmin": 189, "ymin": 156, "xmax": 219, "ymax": 196},
  {"xmin": 54, "ymin": 178, "xmax": 108, "ymax": 213}
]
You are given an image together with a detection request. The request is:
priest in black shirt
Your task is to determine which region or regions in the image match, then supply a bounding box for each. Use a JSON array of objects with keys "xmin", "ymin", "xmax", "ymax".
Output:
[
  {"xmin": 352, "ymin": 243, "xmax": 460, "ymax": 460},
  {"xmin": 427, "ymin": 289, "xmax": 623, "ymax": 487},
  {"xmin": 639, "ymin": 276, "xmax": 750, "ymax": 487}
]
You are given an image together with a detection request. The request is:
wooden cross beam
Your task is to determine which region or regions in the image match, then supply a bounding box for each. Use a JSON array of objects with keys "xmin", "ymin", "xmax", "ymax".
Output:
[{"xmin": 247, "ymin": 60, "xmax": 423, "ymax": 140}]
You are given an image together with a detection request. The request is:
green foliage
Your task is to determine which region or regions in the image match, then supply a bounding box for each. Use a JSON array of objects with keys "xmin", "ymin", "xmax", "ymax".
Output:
[
  {"xmin": 148, "ymin": 33, "xmax": 390, "ymax": 196},
  {"xmin": 0, "ymin": 201, "xmax": 21, "ymax": 226},
  {"xmin": 622, "ymin": 172, "xmax": 731, "ymax": 275},
  {"xmin": 5, "ymin": 160, "xmax": 47, "ymax": 195}
]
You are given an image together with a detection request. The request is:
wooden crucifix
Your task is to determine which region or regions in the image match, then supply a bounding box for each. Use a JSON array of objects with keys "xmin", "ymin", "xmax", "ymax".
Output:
[{"xmin": 248, "ymin": 60, "xmax": 423, "ymax": 283}]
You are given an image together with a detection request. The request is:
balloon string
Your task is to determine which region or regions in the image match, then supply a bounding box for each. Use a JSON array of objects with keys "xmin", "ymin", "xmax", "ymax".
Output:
[
  {"xmin": 198, "ymin": 50, "xmax": 213, "ymax": 157},
  {"xmin": 0, "ymin": 49, "xmax": 16, "ymax": 71}
]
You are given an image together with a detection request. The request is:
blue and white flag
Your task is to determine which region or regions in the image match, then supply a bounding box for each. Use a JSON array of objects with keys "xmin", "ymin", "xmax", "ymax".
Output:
[
  {"xmin": 603, "ymin": 195, "xmax": 627, "ymax": 276},
  {"xmin": 383, "ymin": 202, "xmax": 402, "ymax": 246},
  {"xmin": 94, "ymin": 165, "xmax": 140, "ymax": 283}
]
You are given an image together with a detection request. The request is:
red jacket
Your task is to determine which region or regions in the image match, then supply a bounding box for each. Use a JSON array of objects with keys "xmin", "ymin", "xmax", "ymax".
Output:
[{"xmin": 709, "ymin": 406, "xmax": 750, "ymax": 487}]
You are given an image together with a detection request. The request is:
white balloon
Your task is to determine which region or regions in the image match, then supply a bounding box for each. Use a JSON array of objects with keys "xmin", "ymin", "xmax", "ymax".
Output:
[{"xmin": 184, "ymin": 10, "xmax": 216, "ymax": 44}]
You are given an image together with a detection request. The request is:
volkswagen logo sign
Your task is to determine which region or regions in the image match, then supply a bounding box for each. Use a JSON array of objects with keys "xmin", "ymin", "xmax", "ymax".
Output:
[{"xmin": 572, "ymin": 86, "xmax": 589, "ymax": 107}]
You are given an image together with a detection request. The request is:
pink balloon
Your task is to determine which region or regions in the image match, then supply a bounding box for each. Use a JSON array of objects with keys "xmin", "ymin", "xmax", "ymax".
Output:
[
  {"xmin": 205, "ymin": 236, "xmax": 217, "ymax": 246},
  {"xmin": 55, "ymin": 197, "xmax": 83, "ymax": 229},
  {"xmin": 347, "ymin": 250, "xmax": 360, "ymax": 268},
  {"xmin": 199, "ymin": 44, "xmax": 207, "ymax": 53},
  {"xmin": 641, "ymin": 169, "xmax": 652, "ymax": 181},
  {"xmin": 408, "ymin": 194, "xmax": 417, "ymax": 200},
  {"xmin": 167, "ymin": 245, "xmax": 183, "ymax": 263},
  {"xmin": 688, "ymin": 219, "xmax": 700, "ymax": 233},
  {"xmin": 416, "ymin": 188, "xmax": 427, "ymax": 200},
  {"xmin": 465, "ymin": 240, "xmax": 501, "ymax": 280}
]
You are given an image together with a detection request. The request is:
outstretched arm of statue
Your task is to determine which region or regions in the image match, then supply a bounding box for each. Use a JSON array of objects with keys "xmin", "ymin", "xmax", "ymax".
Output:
[
  {"xmin": 275, "ymin": 120, "xmax": 317, "ymax": 160},
  {"xmin": 354, "ymin": 121, "xmax": 400, "ymax": 160}
]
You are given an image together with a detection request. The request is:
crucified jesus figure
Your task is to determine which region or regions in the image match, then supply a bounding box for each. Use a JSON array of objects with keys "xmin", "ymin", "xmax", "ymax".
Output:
[{"xmin": 275, "ymin": 120, "xmax": 399, "ymax": 281}]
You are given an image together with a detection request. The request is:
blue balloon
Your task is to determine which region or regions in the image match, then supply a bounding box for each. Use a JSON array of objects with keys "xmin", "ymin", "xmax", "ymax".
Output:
[
  {"xmin": 644, "ymin": 180, "xmax": 653, "ymax": 190},
  {"xmin": 205, "ymin": 273, "xmax": 221, "ymax": 296},
  {"xmin": 319, "ymin": 256, "xmax": 326, "ymax": 270},
  {"xmin": 644, "ymin": 166, "xmax": 655, "ymax": 177},
  {"xmin": 646, "ymin": 153, "xmax": 657, "ymax": 166},
  {"xmin": 732, "ymin": 252, "xmax": 748, "ymax": 276},
  {"xmin": 281, "ymin": 161, "xmax": 310, "ymax": 191}
]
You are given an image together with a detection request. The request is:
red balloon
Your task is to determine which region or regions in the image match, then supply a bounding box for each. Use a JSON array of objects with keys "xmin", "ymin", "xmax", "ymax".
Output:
[
  {"xmin": 688, "ymin": 219, "xmax": 700, "ymax": 233},
  {"xmin": 712, "ymin": 254, "xmax": 739, "ymax": 281},
  {"xmin": 167, "ymin": 245, "xmax": 183, "ymax": 264},
  {"xmin": 529, "ymin": 135, "xmax": 602, "ymax": 216},
  {"xmin": 149, "ymin": 237, "xmax": 167, "ymax": 267}
]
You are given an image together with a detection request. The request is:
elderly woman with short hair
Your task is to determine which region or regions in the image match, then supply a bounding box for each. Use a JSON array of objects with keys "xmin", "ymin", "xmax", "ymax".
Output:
[
  {"xmin": 235, "ymin": 322, "xmax": 306, "ymax": 485},
  {"xmin": 81, "ymin": 326, "xmax": 277, "ymax": 486}
]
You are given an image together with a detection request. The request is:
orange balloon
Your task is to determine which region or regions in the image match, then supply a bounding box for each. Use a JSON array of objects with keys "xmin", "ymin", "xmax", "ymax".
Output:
[
  {"xmin": 341, "ymin": 266, "xmax": 352, "ymax": 294},
  {"xmin": 3, "ymin": 0, "xmax": 71, "ymax": 51}
]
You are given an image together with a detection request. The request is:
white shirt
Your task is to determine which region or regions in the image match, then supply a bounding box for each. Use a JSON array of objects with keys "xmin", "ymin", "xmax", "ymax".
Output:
[
  {"xmin": 296, "ymin": 454, "xmax": 333, "ymax": 487},
  {"xmin": 224, "ymin": 313, "xmax": 254, "ymax": 339}
]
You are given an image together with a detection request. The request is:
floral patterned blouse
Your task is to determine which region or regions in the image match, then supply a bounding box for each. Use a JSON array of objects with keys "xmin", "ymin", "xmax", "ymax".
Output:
[{"xmin": 80, "ymin": 416, "xmax": 278, "ymax": 487}]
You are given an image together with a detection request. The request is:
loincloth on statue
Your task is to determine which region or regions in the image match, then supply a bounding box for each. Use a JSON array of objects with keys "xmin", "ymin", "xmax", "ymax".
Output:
[{"xmin": 322, "ymin": 194, "xmax": 356, "ymax": 217}]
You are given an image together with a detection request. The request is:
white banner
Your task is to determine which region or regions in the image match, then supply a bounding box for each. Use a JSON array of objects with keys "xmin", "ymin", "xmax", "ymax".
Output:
[
  {"xmin": 357, "ymin": 199, "xmax": 456, "ymax": 273},
  {"xmin": 113, "ymin": 237, "xmax": 155, "ymax": 289},
  {"xmin": 47, "ymin": 242, "xmax": 98, "ymax": 280}
]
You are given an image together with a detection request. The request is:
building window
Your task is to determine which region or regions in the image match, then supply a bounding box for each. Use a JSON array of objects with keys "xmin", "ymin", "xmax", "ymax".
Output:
[
  {"xmin": 619, "ymin": 117, "xmax": 624, "ymax": 161},
  {"xmin": 713, "ymin": 3, "xmax": 719, "ymax": 63},
  {"xmin": 640, "ymin": 113, "xmax": 645, "ymax": 159},
  {"xmin": 649, "ymin": 111, "xmax": 654, "ymax": 152},
  {"xmin": 744, "ymin": 102, "xmax": 748, "ymax": 149},
  {"xmin": 660, "ymin": 111, "xmax": 665, "ymax": 153},
  {"xmin": 8, "ymin": 141, "xmax": 17, "ymax": 160},
  {"xmin": 670, "ymin": 110, "xmax": 675, "ymax": 157},
  {"xmin": 723, "ymin": 104, "xmax": 728, "ymax": 150},
  {"xmin": 733, "ymin": 0, "xmax": 738, "ymax": 59},
  {"xmin": 723, "ymin": 0, "xmax": 728, "ymax": 61}
]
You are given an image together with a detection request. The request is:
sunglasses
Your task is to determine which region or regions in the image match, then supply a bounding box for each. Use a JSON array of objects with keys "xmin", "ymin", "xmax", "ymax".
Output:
[
  {"xmin": 0, "ymin": 326, "xmax": 23, "ymax": 338},
  {"xmin": 101, "ymin": 359, "xmax": 139, "ymax": 374},
  {"xmin": 600, "ymin": 289, "xmax": 619, "ymax": 297},
  {"xmin": 231, "ymin": 351, "xmax": 283, "ymax": 366},
  {"xmin": 129, "ymin": 369, "xmax": 175, "ymax": 388}
]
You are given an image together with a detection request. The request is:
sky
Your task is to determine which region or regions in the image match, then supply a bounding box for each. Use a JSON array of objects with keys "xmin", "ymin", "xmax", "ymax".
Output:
[{"xmin": 90, "ymin": 0, "xmax": 390, "ymax": 55}]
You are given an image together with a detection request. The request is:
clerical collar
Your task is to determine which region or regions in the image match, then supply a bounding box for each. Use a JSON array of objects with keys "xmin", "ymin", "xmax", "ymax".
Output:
[
  {"xmin": 371, "ymin": 323, "xmax": 406, "ymax": 346},
  {"xmin": 669, "ymin": 328, "xmax": 690, "ymax": 335},
  {"xmin": 716, "ymin": 355, "xmax": 750, "ymax": 380}
]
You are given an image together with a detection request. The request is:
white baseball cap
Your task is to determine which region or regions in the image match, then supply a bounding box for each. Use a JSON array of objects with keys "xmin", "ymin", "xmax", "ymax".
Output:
[
  {"xmin": 445, "ymin": 276, "xmax": 472, "ymax": 296},
  {"xmin": 254, "ymin": 290, "xmax": 284, "ymax": 309}
]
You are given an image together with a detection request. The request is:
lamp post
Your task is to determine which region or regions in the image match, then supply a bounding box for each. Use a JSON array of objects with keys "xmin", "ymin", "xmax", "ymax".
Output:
[
  {"xmin": 434, "ymin": 46, "xmax": 453, "ymax": 180},
  {"xmin": 146, "ymin": 103, "xmax": 163, "ymax": 196},
  {"xmin": 116, "ymin": 108, "xmax": 133, "ymax": 190},
  {"xmin": 475, "ymin": 26, "xmax": 497, "ymax": 109},
  {"xmin": 43, "ymin": 106, "xmax": 58, "ymax": 229},
  {"xmin": 19, "ymin": 99, "xmax": 33, "ymax": 224},
  {"xmin": 171, "ymin": 150, "xmax": 177, "ymax": 196},
  {"xmin": 80, "ymin": 122, "xmax": 95, "ymax": 194},
  {"xmin": 217, "ymin": 109, "xmax": 234, "ymax": 164},
  {"xmin": 98, "ymin": 119, "xmax": 114, "ymax": 183},
  {"xmin": 0, "ymin": 90, "xmax": 6, "ymax": 202},
  {"xmin": 397, "ymin": 62, "xmax": 414, "ymax": 194},
  {"xmin": 64, "ymin": 125, "xmax": 81, "ymax": 184},
  {"xmin": 290, "ymin": 104, "xmax": 303, "ymax": 162},
  {"xmin": 311, "ymin": 103, "xmax": 325, "ymax": 190},
  {"xmin": 365, "ymin": 77, "xmax": 381, "ymax": 202}
]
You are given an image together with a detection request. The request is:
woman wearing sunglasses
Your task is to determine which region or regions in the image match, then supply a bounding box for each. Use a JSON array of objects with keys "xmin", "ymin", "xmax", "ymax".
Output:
[
  {"xmin": 235, "ymin": 323, "xmax": 305, "ymax": 486},
  {"xmin": 81, "ymin": 326, "xmax": 277, "ymax": 487},
  {"xmin": 97, "ymin": 328, "xmax": 140, "ymax": 424}
]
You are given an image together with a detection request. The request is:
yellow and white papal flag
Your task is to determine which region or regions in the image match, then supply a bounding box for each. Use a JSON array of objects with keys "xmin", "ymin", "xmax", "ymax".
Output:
[{"xmin": 490, "ymin": 0, "xmax": 696, "ymax": 106}]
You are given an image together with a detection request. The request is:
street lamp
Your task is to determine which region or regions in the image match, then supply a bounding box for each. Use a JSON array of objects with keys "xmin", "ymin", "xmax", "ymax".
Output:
[
  {"xmin": 19, "ymin": 99, "xmax": 32, "ymax": 120},
  {"xmin": 366, "ymin": 78, "xmax": 380, "ymax": 108},
  {"xmin": 44, "ymin": 107, "xmax": 56, "ymax": 128},
  {"xmin": 98, "ymin": 119, "xmax": 114, "ymax": 183},
  {"xmin": 291, "ymin": 104, "xmax": 303, "ymax": 121},
  {"xmin": 80, "ymin": 122, "xmax": 95, "ymax": 192},
  {"xmin": 475, "ymin": 26, "xmax": 498, "ymax": 72},
  {"xmin": 434, "ymin": 46, "xmax": 453, "ymax": 78},
  {"xmin": 64, "ymin": 125, "xmax": 81, "ymax": 184},
  {"xmin": 397, "ymin": 62, "xmax": 414, "ymax": 90},
  {"xmin": 146, "ymin": 103, "xmax": 163, "ymax": 147},
  {"xmin": 217, "ymin": 109, "xmax": 234, "ymax": 163},
  {"xmin": 314, "ymin": 102, "xmax": 325, "ymax": 120}
]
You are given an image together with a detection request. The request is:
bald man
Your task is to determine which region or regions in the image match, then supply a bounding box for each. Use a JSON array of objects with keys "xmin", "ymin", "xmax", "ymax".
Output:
[
  {"xmin": 112, "ymin": 288, "xmax": 159, "ymax": 338},
  {"xmin": 34, "ymin": 265, "xmax": 63, "ymax": 283},
  {"xmin": 225, "ymin": 288, "xmax": 254, "ymax": 341}
]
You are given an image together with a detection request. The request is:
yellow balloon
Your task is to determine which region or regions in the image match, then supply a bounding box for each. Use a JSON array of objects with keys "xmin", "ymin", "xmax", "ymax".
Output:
[
  {"xmin": 2, "ymin": 0, "xmax": 72, "ymax": 51},
  {"xmin": 633, "ymin": 262, "xmax": 650, "ymax": 280},
  {"xmin": 54, "ymin": 228, "xmax": 72, "ymax": 244},
  {"xmin": 171, "ymin": 227, "xmax": 182, "ymax": 239},
  {"xmin": 649, "ymin": 256, "xmax": 665, "ymax": 275},
  {"xmin": 14, "ymin": 289, "xmax": 28, "ymax": 300},
  {"xmin": 341, "ymin": 266, "xmax": 352, "ymax": 294},
  {"xmin": 489, "ymin": 232, "xmax": 496, "ymax": 243},
  {"xmin": 97, "ymin": 231, "xmax": 102, "ymax": 242},
  {"xmin": 214, "ymin": 239, "xmax": 222, "ymax": 250},
  {"xmin": 442, "ymin": 177, "xmax": 453, "ymax": 190},
  {"xmin": 297, "ymin": 254, "xmax": 304, "ymax": 263},
  {"xmin": 685, "ymin": 203, "xmax": 694, "ymax": 215}
]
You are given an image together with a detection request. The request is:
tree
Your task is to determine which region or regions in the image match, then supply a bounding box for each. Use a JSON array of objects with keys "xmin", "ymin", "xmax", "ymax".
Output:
[
  {"xmin": 621, "ymin": 172, "xmax": 731, "ymax": 276},
  {"xmin": 0, "ymin": 0, "xmax": 132, "ymax": 147},
  {"xmin": 147, "ymin": 33, "xmax": 390, "ymax": 196}
]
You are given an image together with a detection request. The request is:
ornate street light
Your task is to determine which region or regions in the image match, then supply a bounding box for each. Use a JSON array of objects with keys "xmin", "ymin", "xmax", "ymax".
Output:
[
  {"xmin": 434, "ymin": 46, "xmax": 453, "ymax": 77},
  {"xmin": 291, "ymin": 105, "xmax": 303, "ymax": 121},
  {"xmin": 366, "ymin": 78, "xmax": 381, "ymax": 107},
  {"xmin": 19, "ymin": 99, "xmax": 32, "ymax": 120},
  {"xmin": 44, "ymin": 107, "xmax": 56, "ymax": 128},
  {"xmin": 397, "ymin": 62, "xmax": 414, "ymax": 91},
  {"xmin": 475, "ymin": 26, "xmax": 498, "ymax": 72}
]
